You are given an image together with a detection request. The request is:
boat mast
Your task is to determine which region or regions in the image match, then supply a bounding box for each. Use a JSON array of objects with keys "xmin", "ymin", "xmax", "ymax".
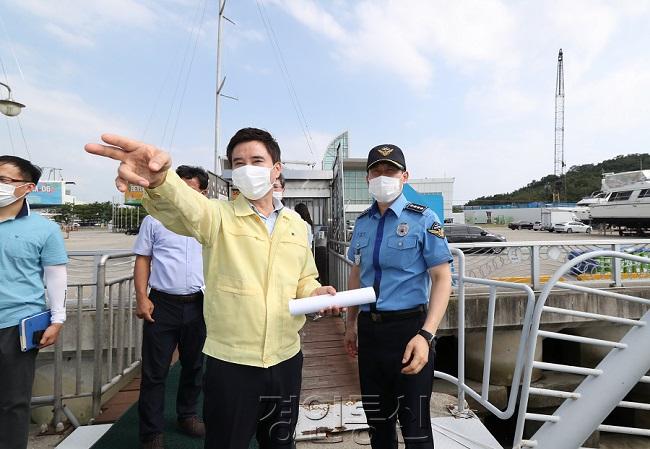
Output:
[{"xmin": 214, "ymin": 0, "xmax": 225, "ymax": 175}]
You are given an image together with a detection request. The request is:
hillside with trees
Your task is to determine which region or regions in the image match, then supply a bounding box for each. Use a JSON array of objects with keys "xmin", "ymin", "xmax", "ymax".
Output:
[{"xmin": 466, "ymin": 153, "xmax": 650, "ymax": 206}]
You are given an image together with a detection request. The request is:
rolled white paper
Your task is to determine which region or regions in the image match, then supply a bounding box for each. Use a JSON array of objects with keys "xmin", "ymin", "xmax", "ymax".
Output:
[{"xmin": 289, "ymin": 287, "xmax": 376, "ymax": 316}]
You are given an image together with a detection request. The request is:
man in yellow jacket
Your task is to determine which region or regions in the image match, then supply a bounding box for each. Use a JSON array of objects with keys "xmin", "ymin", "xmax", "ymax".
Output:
[{"xmin": 86, "ymin": 128, "xmax": 336, "ymax": 449}]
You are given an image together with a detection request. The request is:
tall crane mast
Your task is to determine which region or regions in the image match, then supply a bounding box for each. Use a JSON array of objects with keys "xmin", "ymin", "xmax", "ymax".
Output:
[{"xmin": 553, "ymin": 49, "xmax": 565, "ymax": 203}]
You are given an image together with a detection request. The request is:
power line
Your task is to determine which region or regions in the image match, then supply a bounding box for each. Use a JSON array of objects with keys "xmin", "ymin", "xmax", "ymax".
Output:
[
  {"xmin": 16, "ymin": 116, "xmax": 31, "ymax": 159},
  {"xmin": 0, "ymin": 53, "xmax": 9, "ymax": 85},
  {"xmin": 4, "ymin": 117, "xmax": 15, "ymax": 155},
  {"xmin": 169, "ymin": 0, "xmax": 209, "ymax": 152},
  {"xmin": 255, "ymin": 0, "xmax": 315, "ymax": 159},
  {"xmin": 0, "ymin": 15, "xmax": 25, "ymax": 82},
  {"xmin": 0, "ymin": 16, "xmax": 30, "ymax": 159},
  {"xmin": 160, "ymin": 0, "xmax": 208, "ymax": 151}
]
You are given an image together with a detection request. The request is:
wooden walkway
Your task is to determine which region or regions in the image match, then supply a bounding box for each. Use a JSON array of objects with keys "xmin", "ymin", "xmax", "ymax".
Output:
[
  {"xmin": 95, "ymin": 316, "xmax": 358, "ymax": 423},
  {"xmin": 300, "ymin": 316, "xmax": 360, "ymax": 402}
]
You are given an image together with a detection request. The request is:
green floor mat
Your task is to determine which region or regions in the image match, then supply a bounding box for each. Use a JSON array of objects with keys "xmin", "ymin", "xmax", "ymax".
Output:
[{"xmin": 91, "ymin": 362, "xmax": 258, "ymax": 449}]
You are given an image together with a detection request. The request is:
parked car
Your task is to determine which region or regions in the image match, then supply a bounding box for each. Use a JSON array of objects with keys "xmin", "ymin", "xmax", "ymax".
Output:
[
  {"xmin": 508, "ymin": 220, "xmax": 534, "ymax": 230},
  {"xmin": 125, "ymin": 226, "xmax": 140, "ymax": 235},
  {"xmin": 554, "ymin": 221, "xmax": 592, "ymax": 234},
  {"xmin": 532, "ymin": 221, "xmax": 543, "ymax": 231},
  {"xmin": 444, "ymin": 224, "xmax": 507, "ymax": 254}
]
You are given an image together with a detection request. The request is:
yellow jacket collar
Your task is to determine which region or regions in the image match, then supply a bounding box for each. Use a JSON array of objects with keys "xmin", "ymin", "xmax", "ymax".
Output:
[{"xmin": 234, "ymin": 194, "xmax": 256, "ymax": 217}]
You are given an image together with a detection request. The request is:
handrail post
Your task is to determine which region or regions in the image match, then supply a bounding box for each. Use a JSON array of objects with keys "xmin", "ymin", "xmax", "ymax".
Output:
[
  {"xmin": 116, "ymin": 281, "xmax": 126, "ymax": 375},
  {"xmin": 612, "ymin": 244, "xmax": 622, "ymax": 287},
  {"xmin": 531, "ymin": 245, "xmax": 541, "ymax": 290},
  {"xmin": 52, "ymin": 335, "xmax": 64, "ymax": 429},
  {"xmin": 455, "ymin": 249, "xmax": 466, "ymax": 413},
  {"xmin": 92, "ymin": 256, "xmax": 107, "ymax": 419}
]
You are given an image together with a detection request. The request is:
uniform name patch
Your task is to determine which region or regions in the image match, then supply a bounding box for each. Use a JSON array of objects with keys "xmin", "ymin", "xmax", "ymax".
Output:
[{"xmin": 427, "ymin": 222, "xmax": 445, "ymax": 238}]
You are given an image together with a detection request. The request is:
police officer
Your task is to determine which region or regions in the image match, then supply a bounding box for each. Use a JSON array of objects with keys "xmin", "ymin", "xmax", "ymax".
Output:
[{"xmin": 344, "ymin": 145, "xmax": 453, "ymax": 449}]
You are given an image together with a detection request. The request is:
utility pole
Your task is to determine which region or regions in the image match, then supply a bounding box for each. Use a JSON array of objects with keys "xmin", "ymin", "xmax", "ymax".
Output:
[
  {"xmin": 553, "ymin": 49, "xmax": 565, "ymax": 204},
  {"xmin": 213, "ymin": 1, "xmax": 237, "ymax": 175}
]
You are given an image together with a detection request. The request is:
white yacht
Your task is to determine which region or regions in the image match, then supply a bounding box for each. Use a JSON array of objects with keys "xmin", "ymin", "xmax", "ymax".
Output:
[
  {"xmin": 576, "ymin": 191, "xmax": 608, "ymax": 207},
  {"xmin": 589, "ymin": 170, "xmax": 650, "ymax": 231}
]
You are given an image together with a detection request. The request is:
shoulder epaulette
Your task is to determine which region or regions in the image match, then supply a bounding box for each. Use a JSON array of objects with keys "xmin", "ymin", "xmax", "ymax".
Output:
[
  {"xmin": 405, "ymin": 203, "xmax": 427, "ymax": 214},
  {"xmin": 358, "ymin": 207, "xmax": 372, "ymax": 218}
]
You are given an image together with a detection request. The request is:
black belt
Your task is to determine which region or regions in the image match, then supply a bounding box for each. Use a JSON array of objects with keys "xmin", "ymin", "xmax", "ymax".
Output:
[
  {"xmin": 150, "ymin": 288, "xmax": 203, "ymax": 303},
  {"xmin": 361, "ymin": 304, "xmax": 426, "ymax": 323}
]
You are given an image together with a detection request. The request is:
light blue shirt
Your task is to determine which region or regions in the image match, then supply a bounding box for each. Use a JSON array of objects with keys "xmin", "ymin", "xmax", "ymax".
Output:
[
  {"xmin": 0, "ymin": 201, "xmax": 68, "ymax": 329},
  {"xmin": 249, "ymin": 197, "xmax": 284, "ymax": 235},
  {"xmin": 133, "ymin": 215, "xmax": 204, "ymax": 295},
  {"xmin": 347, "ymin": 194, "xmax": 452, "ymax": 312}
]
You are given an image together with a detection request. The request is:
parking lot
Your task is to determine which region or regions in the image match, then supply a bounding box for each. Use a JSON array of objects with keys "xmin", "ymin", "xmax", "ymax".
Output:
[
  {"xmin": 63, "ymin": 229, "xmax": 137, "ymax": 251},
  {"xmin": 480, "ymin": 225, "xmax": 649, "ymax": 243}
]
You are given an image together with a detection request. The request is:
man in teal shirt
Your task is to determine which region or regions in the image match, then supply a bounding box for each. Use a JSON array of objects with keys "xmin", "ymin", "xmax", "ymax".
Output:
[{"xmin": 0, "ymin": 155, "xmax": 68, "ymax": 449}]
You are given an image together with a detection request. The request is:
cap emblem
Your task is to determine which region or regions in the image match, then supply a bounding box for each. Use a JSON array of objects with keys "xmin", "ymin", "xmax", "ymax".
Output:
[{"xmin": 377, "ymin": 147, "xmax": 394, "ymax": 157}]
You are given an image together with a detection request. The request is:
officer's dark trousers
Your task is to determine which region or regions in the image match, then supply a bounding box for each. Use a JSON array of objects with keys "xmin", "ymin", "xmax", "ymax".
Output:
[
  {"xmin": 203, "ymin": 351, "xmax": 303, "ymax": 449},
  {"xmin": 138, "ymin": 290, "xmax": 206, "ymax": 442},
  {"xmin": 358, "ymin": 312, "xmax": 435, "ymax": 449}
]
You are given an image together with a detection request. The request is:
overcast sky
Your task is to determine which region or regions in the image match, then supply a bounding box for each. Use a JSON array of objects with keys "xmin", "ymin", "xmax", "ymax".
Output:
[{"xmin": 1, "ymin": 0, "xmax": 649, "ymax": 204}]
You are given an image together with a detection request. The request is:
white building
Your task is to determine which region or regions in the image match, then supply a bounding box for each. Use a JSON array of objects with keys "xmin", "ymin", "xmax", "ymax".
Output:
[
  {"xmin": 408, "ymin": 178, "xmax": 454, "ymax": 219},
  {"xmin": 464, "ymin": 206, "xmax": 543, "ymax": 225}
]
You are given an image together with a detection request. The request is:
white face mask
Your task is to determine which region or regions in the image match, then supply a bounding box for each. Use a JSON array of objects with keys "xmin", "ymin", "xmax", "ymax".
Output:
[
  {"xmin": 272, "ymin": 191, "xmax": 283, "ymax": 201},
  {"xmin": 368, "ymin": 176, "xmax": 402, "ymax": 203},
  {"xmin": 0, "ymin": 182, "xmax": 27, "ymax": 208},
  {"xmin": 231, "ymin": 165, "xmax": 273, "ymax": 200}
]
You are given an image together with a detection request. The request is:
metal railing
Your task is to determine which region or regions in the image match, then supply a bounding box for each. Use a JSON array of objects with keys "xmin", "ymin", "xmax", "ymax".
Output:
[
  {"xmin": 327, "ymin": 241, "xmax": 537, "ymax": 421},
  {"xmin": 328, "ymin": 239, "xmax": 650, "ymax": 448},
  {"xmin": 446, "ymin": 239, "xmax": 650, "ymax": 289},
  {"xmin": 32, "ymin": 251, "xmax": 141, "ymax": 429},
  {"xmin": 513, "ymin": 251, "xmax": 650, "ymax": 449}
]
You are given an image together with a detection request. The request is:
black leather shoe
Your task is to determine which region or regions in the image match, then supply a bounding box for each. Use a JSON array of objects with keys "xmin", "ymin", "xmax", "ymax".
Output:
[
  {"xmin": 142, "ymin": 433, "xmax": 164, "ymax": 449},
  {"xmin": 178, "ymin": 416, "xmax": 205, "ymax": 438}
]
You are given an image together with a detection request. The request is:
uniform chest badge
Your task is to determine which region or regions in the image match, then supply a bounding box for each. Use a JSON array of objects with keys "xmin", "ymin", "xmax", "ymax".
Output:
[
  {"xmin": 396, "ymin": 223, "xmax": 409, "ymax": 236},
  {"xmin": 427, "ymin": 222, "xmax": 445, "ymax": 238}
]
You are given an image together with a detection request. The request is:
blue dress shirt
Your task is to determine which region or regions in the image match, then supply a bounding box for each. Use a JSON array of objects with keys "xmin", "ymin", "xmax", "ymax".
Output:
[
  {"xmin": 133, "ymin": 215, "xmax": 204, "ymax": 295},
  {"xmin": 347, "ymin": 194, "xmax": 452, "ymax": 312},
  {"xmin": 249, "ymin": 197, "xmax": 284, "ymax": 235}
]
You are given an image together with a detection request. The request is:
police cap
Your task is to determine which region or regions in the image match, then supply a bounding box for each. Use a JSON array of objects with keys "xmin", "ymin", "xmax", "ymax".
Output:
[{"xmin": 366, "ymin": 144, "xmax": 406, "ymax": 171}]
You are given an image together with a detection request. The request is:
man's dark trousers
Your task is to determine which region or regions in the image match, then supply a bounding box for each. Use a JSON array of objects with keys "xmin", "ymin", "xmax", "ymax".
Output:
[
  {"xmin": 0, "ymin": 325, "xmax": 39, "ymax": 449},
  {"xmin": 138, "ymin": 290, "xmax": 206, "ymax": 442},
  {"xmin": 203, "ymin": 351, "xmax": 303, "ymax": 449},
  {"xmin": 358, "ymin": 312, "xmax": 435, "ymax": 449}
]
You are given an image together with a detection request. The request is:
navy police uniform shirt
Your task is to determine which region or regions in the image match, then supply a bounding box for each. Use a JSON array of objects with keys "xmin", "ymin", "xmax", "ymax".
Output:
[{"xmin": 346, "ymin": 193, "xmax": 452, "ymax": 312}]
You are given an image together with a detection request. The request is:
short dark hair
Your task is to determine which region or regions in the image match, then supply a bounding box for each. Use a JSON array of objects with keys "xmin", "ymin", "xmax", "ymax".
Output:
[
  {"xmin": 176, "ymin": 165, "xmax": 209, "ymax": 190},
  {"xmin": 226, "ymin": 128, "xmax": 281, "ymax": 165},
  {"xmin": 277, "ymin": 173, "xmax": 286, "ymax": 188},
  {"xmin": 295, "ymin": 203, "xmax": 313, "ymax": 227},
  {"xmin": 0, "ymin": 155, "xmax": 42, "ymax": 184}
]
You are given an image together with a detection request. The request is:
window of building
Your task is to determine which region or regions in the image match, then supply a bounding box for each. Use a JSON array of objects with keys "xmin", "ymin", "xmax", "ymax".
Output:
[{"xmin": 343, "ymin": 170, "xmax": 373, "ymax": 204}]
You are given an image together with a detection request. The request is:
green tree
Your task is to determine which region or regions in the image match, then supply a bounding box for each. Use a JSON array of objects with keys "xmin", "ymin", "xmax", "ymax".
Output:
[{"xmin": 465, "ymin": 153, "xmax": 650, "ymax": 205}]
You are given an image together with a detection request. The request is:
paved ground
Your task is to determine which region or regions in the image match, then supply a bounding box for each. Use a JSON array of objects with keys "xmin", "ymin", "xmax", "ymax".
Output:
[
  {"xmin": 64, "ymin": 228, "xmax": 137, "ymax": 251},
  {"xmin": 27, "ymin": 424, "xmax": 68, "ymax": 449}
]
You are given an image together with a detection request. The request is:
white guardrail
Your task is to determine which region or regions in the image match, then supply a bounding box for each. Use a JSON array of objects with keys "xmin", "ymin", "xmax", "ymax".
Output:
[
  {"xmin": 32, "ymin": 251, "xmax": 141, "ymax": 430},
  {"xmin": 329, "ymin": 240, "xmax": 650, "ymax": 449}
]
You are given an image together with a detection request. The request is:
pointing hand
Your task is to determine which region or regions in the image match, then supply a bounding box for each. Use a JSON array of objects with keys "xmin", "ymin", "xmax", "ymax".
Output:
[{"xmin": 85, "ymin": 134, "xmax": 172, "ymax": 192}]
